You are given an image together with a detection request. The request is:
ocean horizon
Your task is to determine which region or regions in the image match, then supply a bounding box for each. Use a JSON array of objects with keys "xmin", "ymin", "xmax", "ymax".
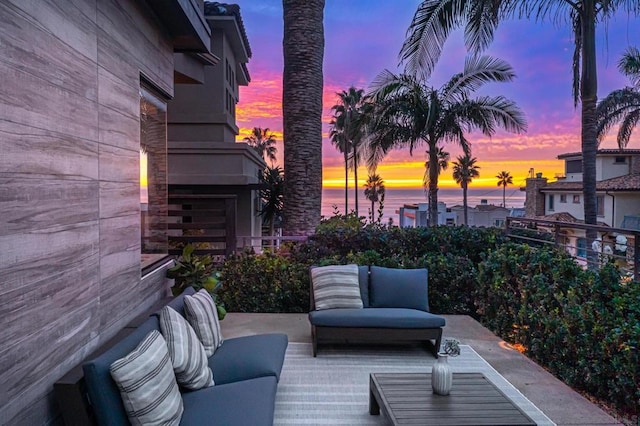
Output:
[{"xmin": 321, "ymin": 187, "xmax": 525, "ymax": 220}]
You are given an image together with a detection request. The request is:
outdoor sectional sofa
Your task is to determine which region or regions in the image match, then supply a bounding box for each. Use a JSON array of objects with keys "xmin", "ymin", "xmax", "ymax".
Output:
[
  {"xmin": 309, "ymin": 265, "xmax": 445, "ymax": 357},
  {"xmin": 81, "ymin": 287, "xmax": 288, "ymax": 426}
]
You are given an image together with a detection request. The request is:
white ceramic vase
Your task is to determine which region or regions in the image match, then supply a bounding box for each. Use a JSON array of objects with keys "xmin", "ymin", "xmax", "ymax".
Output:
[{"xmin": 431, "ymin": 353, "xmax": 452, "ymax": 395}]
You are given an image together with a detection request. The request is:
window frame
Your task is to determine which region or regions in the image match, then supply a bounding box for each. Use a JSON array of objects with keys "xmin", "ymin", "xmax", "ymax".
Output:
[{"xmin": 140, "ymin": 81, "xmax": 169, "ymax": 271}]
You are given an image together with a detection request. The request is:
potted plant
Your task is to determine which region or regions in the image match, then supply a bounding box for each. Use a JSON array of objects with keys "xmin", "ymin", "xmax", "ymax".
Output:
[{"xmin": 167, "ymin": 244, "xmax": 227, "ymax": 320}]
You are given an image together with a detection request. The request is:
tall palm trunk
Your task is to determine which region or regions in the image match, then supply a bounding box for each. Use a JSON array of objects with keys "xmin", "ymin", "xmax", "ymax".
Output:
[
  {"xmin": 353, "ymin": 155, "xmax": 359, "ymax": 216},
  {"xmin": 581, "ymin": 1, "xmax": 598, "ymax": 269},
  {"xmin": 343, "ymin": 149, "xmax": 348, "ymax": 213},
  {"xmin": 282, "ymin": 0, "xmax": 325, "ymax": 235},
  {"xmin": 427, "ymin": 141, "xmax": 438, "ymax": 226},
  {"xmin": 502, "ymin": 185, "xmax": 506, "ymax": 208},
  {"xmin": 462, "ymin": 183, "xmax": 468, "ymax": 225}
]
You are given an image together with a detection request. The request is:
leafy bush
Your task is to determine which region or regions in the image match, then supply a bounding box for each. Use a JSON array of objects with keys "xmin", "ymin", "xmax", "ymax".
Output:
[
  {"xmin": 217, "ymin": 251, "xmax": 310, "ymax": 313},
  {"xmin": 477, "ymin": 243, "xmax": 640, "ymax": 417}
]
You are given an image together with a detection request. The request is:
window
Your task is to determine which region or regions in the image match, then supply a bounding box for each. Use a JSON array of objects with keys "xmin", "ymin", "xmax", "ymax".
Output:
[
  {"xmin": 140, "ymin": 84, "xmax": 168, "ymax": 269},
  {"xmin": 560, "ymin": 194, "xmax": 567, "ymax": 203},
  {"xmin": 576, "ymin": 238, "xmax": 586, "ymax": 258},
  {"xmin": 597, "ymin": 195, "xmax": 605, "ymax": 216},
  {"xmin": 573, "ymin": 195, "xmax": 580, "ymax": 204},
  {"xmin": 566, "ymin": 159, "xmax": 582, "ymax": 173},
  {"xmin": 614, "ymin": 156, "xmax": 626, "ymax": 164},
  {"xmin": 494, "ymin": 219, "xmax": 505, "ymax": 227},
  {"xmin": 548, "ymin": 194, "xmax": 554, "ymax": 211}
]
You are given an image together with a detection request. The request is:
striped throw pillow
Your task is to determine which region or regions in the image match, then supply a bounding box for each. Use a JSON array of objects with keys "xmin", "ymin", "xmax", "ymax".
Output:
[
  {"xmin": 159, "ymin": 306, "xmax": 214, "ymax": 390},
  {"xmin": 184, "ymin": 289, "xmax": 224, "ymax": 357},
  {"xmin": 311, "ymin": 264, "xmax": 363, "ymax": 310},
  {"xmin": 110, "ymin": 330, "xmax": 183, "ymax": 426}
]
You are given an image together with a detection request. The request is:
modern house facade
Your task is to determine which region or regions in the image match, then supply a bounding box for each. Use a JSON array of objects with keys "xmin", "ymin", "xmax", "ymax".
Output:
[
  {"xmin": 0, "ymin": 1, "xmax": 215, "ymax": 424},
  {"xmin": 168, "ymin": 2, "xmax": 264, "ymax": 257}
]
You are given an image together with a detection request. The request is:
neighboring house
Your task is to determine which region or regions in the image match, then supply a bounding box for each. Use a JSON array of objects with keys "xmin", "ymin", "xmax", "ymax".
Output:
[
  {"xmin": 523, "ymin": 149, "xmax": 640, "ymax": 261},
  {"xmin": 525, "ymin": 149, "xmax": 640, "ymax": 228},
  {"xmin": 168, "ymin": 2, "xmax": 264, "ymax": 258},
  {"xmin": 398, "ymin": 201, "xmax": 511, "ymax": 228},
  {"xmin": 450, "ymin": 201, "xmax": 511, "ymax": 227},
  {"xmin": 398, "ymin": 203, "xmax": 457, "ymax": 227},
  {"xmin": 0, "ymin": 1, "xmax": 213, "ymax": 424}
]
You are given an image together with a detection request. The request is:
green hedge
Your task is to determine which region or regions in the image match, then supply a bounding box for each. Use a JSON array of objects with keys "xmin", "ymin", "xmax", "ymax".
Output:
[
  {"xmin": 218, "ymin": 223, "xmax": 505, "ymax": 315},
  {"xmin": 477, "ymin": 243, "xmax": 640, "ymax": 417}
]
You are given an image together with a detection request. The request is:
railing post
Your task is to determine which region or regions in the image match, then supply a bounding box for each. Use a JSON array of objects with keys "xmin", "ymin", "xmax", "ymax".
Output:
[{"xmin": 634, "ymin": 235, "xmax": 639, "ymax": 282}]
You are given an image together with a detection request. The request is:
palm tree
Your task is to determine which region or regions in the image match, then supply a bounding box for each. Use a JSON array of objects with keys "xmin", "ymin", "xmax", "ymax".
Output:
[
  {"xmin": 329, "ymin": 125, "xmax": 350, "ymax": 213},
  {"xmin": 496, "ymin": 171, "xmax": 513, "ymax": 207},
  {"xmin": 244, "ymin": 127, "xmax": 277, "ymax": 165},
  {"xmin": 618, "ymin": 46, "xmax": 640, "ymax": 87},
  {"xmin": 282, "ymin": 0, "xmax": 325, "ymax": 236},
  {"xmin": 423, "ymin": 147, "xmax": 450, "ymax": 206},
  {"xmin": 597, "ymin": 47, "xmax": 640, "ymax": 149},
  {"xmin": 363, "ymin": 174, "xmax": 386, "ymax": 223},
  {"xmin": 259, "ymin": 166, "xmax": 285, "ymax": 241},
  {"xmin": 331, "ymin": 87, "xmax": 367, "ymax": 216},
  {"xmin": 400, "ymin": 0, "xmax": 640, "ymax": 261},
  {"xmin": 368, "ymin": 56, "xmax": 526, "ymax": 226},
  {"xmin": 452, "ymin": 155, "xmax": 480, "ymax": 226}
]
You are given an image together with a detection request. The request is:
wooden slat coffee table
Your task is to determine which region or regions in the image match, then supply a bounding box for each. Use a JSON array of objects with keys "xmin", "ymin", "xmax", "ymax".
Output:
[{"xmin": 369, "ymin": 373, "xmax": 537, "ymax": 425}]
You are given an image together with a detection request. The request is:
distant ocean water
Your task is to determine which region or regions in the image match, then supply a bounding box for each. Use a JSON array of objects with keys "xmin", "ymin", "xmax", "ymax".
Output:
[{"xmin": 321, "ymin": 187, "xmax": 525, "ymax": 220}]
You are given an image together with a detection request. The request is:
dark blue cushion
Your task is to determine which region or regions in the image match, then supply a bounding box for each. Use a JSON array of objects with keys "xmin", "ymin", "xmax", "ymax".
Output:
[
  {"xmin": 82, "ymin": 317, "xmax": 161, "ymax": 426},
  {"xmin": 155, "ymin": 286, "xmax": 196, "ymax": 318},
  {"xmin": 208, "ymin": 333, "xmax": 288, "ymax": 384},
  {"xmin": 180, "ymin": 376, "xmax": 277, "ymax": 426},
  {"xmin": 358, "ymin": 265, "xmax": 370, "ymax": 307},
  {"xmin": 370, "ymin": 266, "xmax": 429, "ymax": 311},
  {"xmin": 309, "ymin": 308, "xmax": 445, "ymax": 328}
]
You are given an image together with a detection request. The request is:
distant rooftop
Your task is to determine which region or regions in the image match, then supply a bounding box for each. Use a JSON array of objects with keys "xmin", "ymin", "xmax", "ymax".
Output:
[
  {"xmin": 542, "ymin": 173, "xmax": 640, "ymax": 192},
  {"xmin": 557, "ymin": 149, "xmax": 640, "ymax": 159},
  {"xmin": 204, "ymin": 2, "xmax": 252, "ymax": 57}
]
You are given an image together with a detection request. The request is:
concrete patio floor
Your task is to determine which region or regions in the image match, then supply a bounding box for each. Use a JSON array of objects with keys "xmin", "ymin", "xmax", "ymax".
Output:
[{"xmin": 220, "ymin": 313, "xmax": 622, "ymax": 426}]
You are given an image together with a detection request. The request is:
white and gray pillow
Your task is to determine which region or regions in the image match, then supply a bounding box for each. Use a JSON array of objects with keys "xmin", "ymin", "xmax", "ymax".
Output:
[
  {"xmin": 311, "ymin": 264, "xmax": 364, "ymax": 310},
  {"xmin": 109, "ymin": 330, "xmax": 183, "ymax": 426},
  {"xmin": 184, "ymin": 289, "xmax": 224, "ymax": 357},
  {"xmin": 159, "ymin": 306, "xmax": 214, "ymax": 390}
]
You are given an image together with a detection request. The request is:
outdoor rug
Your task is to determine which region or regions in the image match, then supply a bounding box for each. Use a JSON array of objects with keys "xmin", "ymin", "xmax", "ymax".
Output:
[{"xmin": 273, "ymin": 342, "xmax": 555, "ymax": 425}]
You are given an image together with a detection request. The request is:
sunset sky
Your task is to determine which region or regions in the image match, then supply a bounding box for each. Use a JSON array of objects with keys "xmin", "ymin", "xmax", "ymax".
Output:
[{"xmin": 235, "ymin": 1, "xmax": 640, "ymax": 190}]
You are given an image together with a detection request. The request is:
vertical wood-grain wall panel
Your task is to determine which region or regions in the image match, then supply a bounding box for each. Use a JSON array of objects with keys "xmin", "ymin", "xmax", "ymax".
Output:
[{"xmin": 0, "ymin": 0, "xmax": 176, "ymax": 423}]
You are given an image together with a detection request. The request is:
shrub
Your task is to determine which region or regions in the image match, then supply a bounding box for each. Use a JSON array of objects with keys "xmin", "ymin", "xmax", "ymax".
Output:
[
  {"xmin": 477, "ymin": 244, "xmax": 640, "ymax": 417},
  {"xmin": 217, "ymin": 251, "xmax": 310, "ymax": 313}
]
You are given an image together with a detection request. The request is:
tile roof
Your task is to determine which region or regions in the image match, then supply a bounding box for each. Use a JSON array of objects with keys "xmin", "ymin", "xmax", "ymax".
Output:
[
  {"xmin": 557, "ymin": 149, "xmax": 640, "ymax": 159},
  {"xmin": 534, "ymin": 212, "xmax": 609, "ymax": 226},
  {"xmin": 204, "ymin": 2, "xmax": 252, "ymax": 57},
  {"xmin": 542, "ymin": 173, "xmax": 640, "ymax": 191}
]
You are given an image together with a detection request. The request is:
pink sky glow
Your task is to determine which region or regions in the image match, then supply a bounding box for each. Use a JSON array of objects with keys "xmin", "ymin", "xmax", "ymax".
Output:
[{"xmin": 235, "ymin": 1, "xmax": 640, "ymax": 189}]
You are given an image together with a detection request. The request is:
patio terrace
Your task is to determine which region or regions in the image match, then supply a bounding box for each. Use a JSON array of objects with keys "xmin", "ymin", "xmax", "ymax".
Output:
[{"xmin": 221, "ymin": 313, "xmax": 622, "ymax": 426}]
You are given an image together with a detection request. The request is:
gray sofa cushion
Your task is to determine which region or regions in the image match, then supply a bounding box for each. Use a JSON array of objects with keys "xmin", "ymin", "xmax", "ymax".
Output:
[
  {"xmin": 309, "ymin": 308, "xmax": 445, "ymax": 328},
  {"xmin": 180, "ymin": 376, "xmax": 277, "ymax": 426},
  {"xmin": 370, "ymin": 266, "xmax": 430, "ymax": 311},
  {"xmin": 358, "ymin": 265, "xmax": 370, "ymax": 307},
  {"xmin": 83, "ymin": 316, "xmax": 161, "ymax": 426},
  {"xmin": 208, "ymin": 333, "xmax": 288, "ymax": 385}
]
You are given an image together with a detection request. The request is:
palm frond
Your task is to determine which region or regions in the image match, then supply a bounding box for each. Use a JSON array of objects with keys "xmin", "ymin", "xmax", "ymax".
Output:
[
  {"xmin": 617, "ymin": 108, "xmax": 640, "ymax": 149},
  {"xmin": 399, "ymin": 0, "xmax": 470, "ymax": 79},
  {"xmin": 444, "ymin": 55, "xmax": 516, "ymax": 102},
  {"xmin": 596, "ymin": 88, "xmax": 640, "ymax": 144}
]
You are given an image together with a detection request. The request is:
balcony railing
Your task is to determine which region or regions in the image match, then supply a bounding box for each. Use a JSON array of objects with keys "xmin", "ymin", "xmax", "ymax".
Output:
[{"xmin": 505, "ymin": 217, "xmax": 640, "ymax": 281}]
